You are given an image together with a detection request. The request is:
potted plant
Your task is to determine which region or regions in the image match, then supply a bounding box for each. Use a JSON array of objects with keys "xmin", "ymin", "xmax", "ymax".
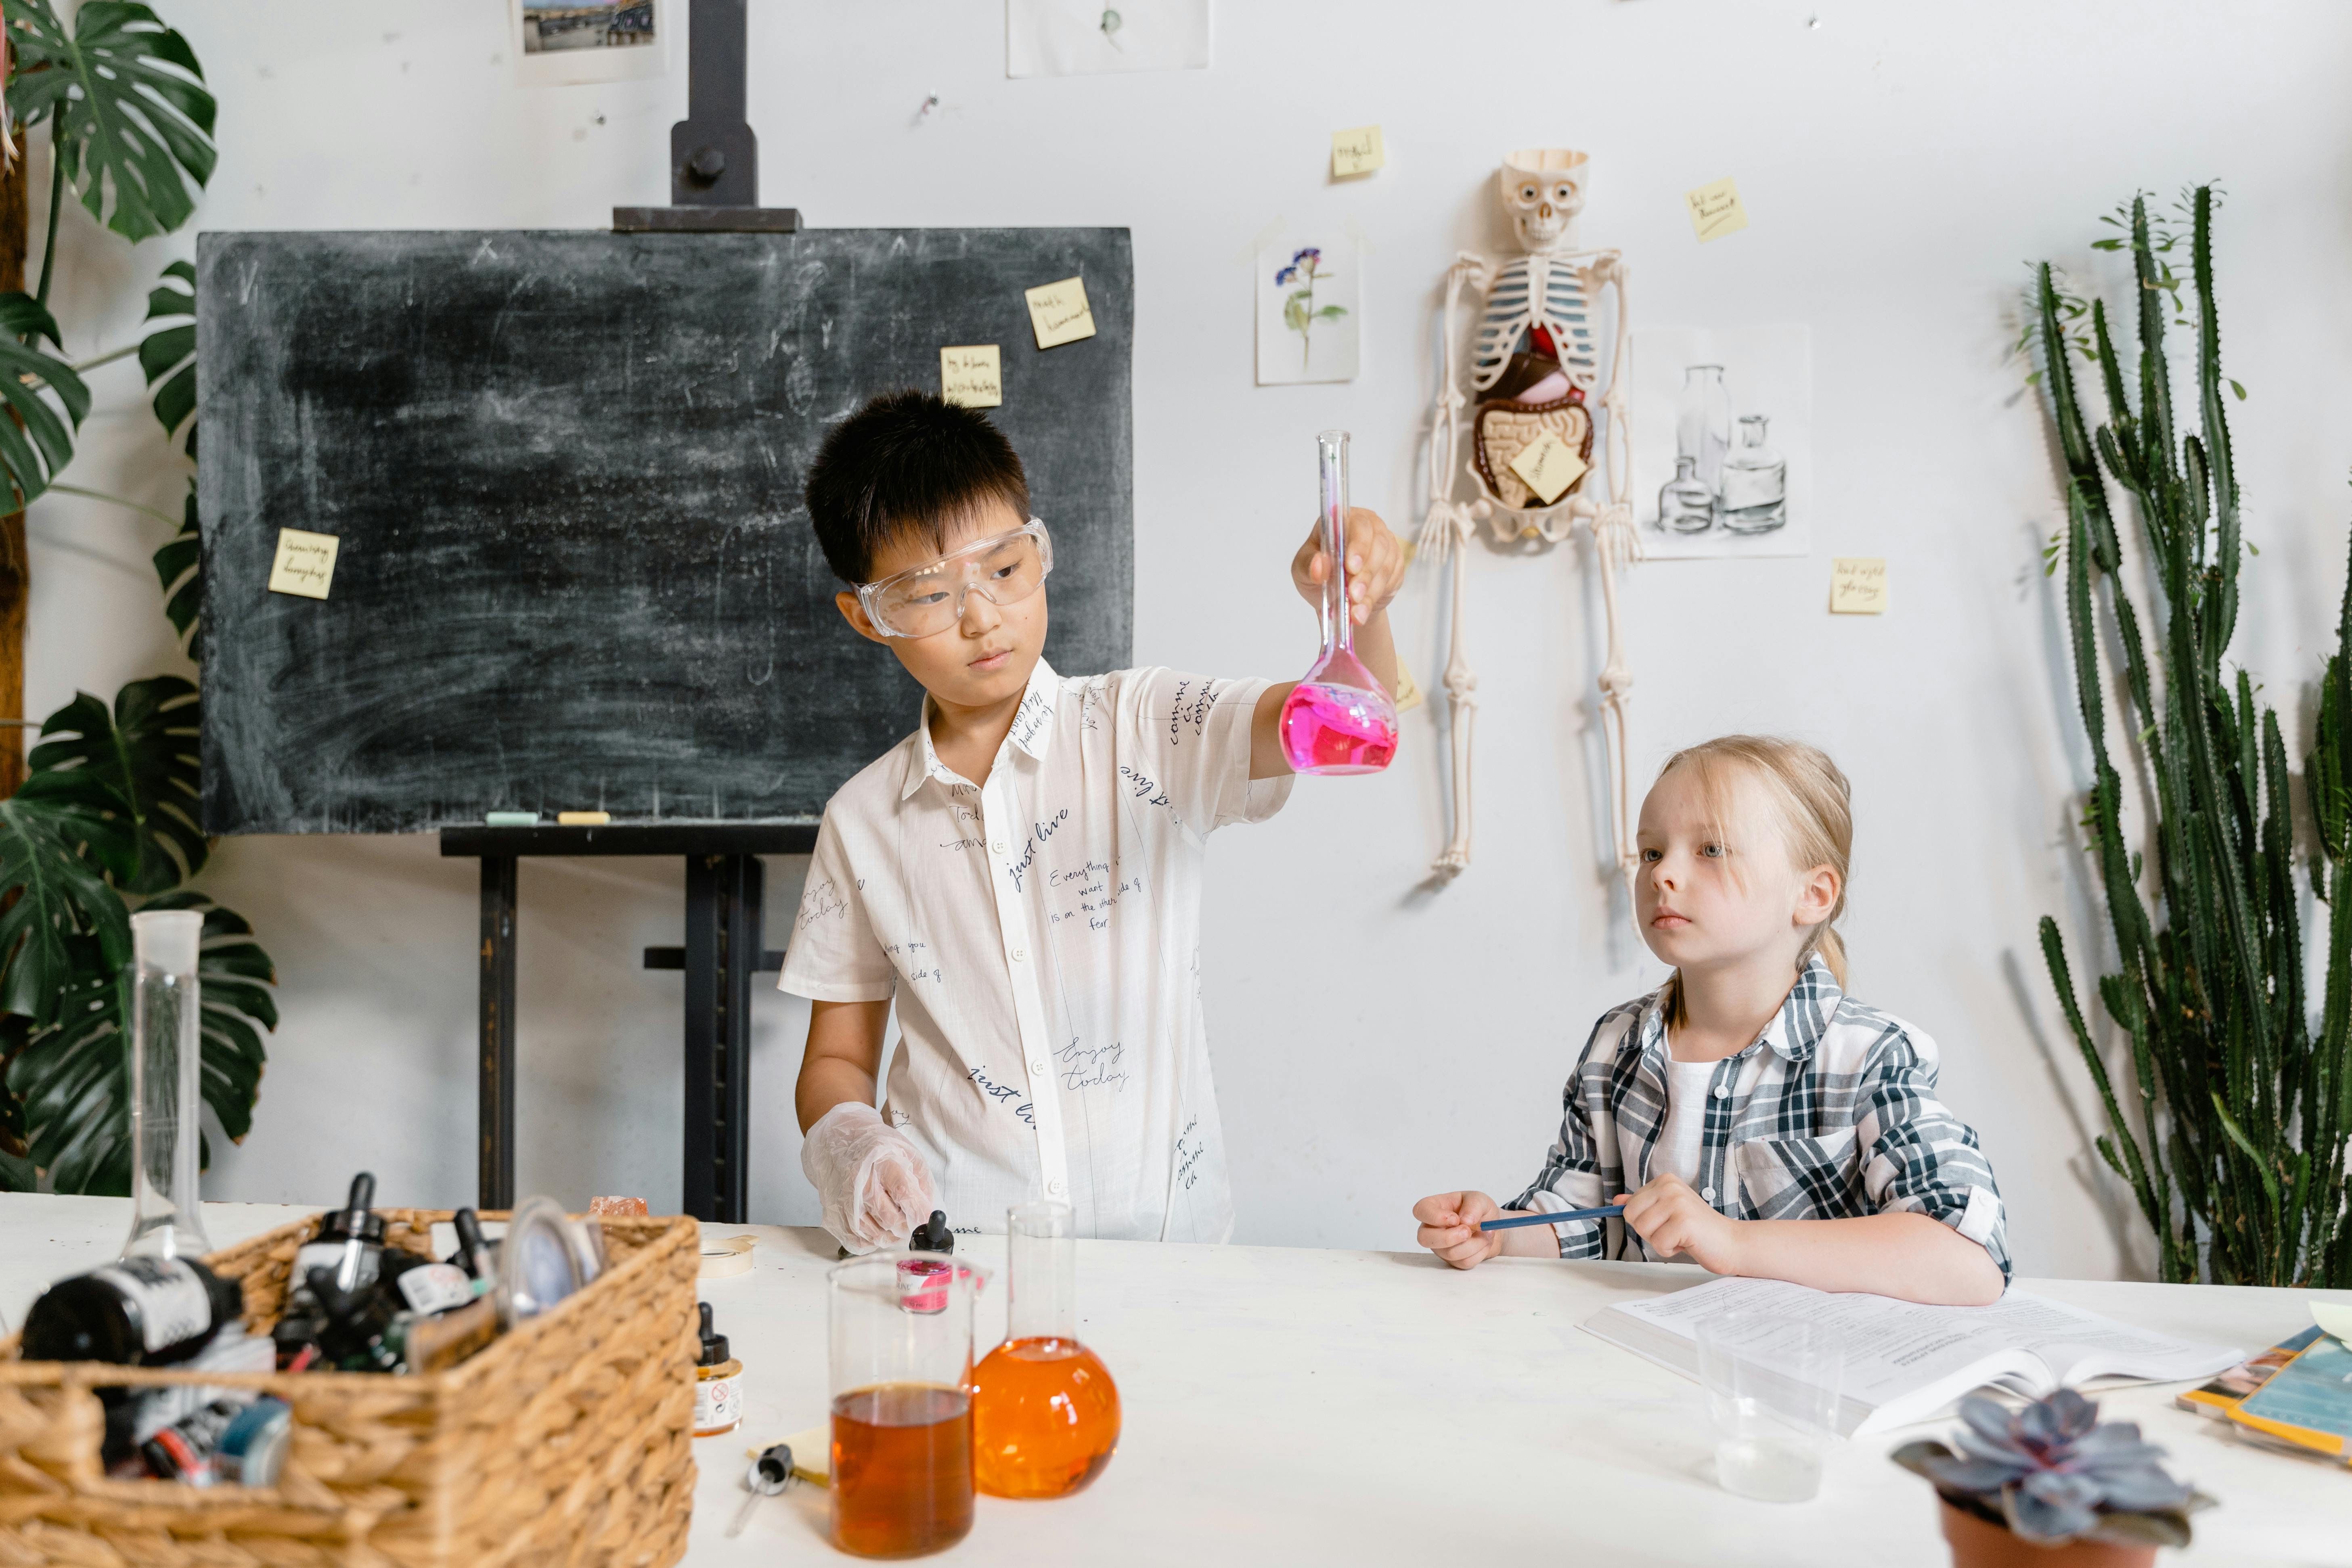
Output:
[{"xmin": 1891, "ymin": 1391, "xmax": 2210, "ymax": 1567}]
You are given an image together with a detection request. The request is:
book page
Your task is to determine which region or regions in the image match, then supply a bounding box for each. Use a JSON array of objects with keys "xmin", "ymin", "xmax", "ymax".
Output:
[{"xmin": 1600, "ymin": 1277, "xmax": 2239, "ymax": 1430}]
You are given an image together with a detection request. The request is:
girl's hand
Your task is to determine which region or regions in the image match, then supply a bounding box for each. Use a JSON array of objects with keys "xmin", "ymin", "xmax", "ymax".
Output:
[
  {"xmin": 1619, "ymin": 1174, "xmax": 1748, "ymax": 1275},
  {"xmin": 1413, "ymin": 1189, "xmax": 1505, "ymax": 1269},
  {"xmin": 1294, "ymin": 507, "xmax": 1407, "ymax": 627}
]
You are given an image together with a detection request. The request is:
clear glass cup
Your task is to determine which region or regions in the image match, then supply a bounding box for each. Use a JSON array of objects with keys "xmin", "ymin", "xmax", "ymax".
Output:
[
  {"xmin": 1696, "ymin": 1310, "xmax": 1844, "ymax": 1503},
  {"xmin": 827, "ymin": 1250, "xmax": 991, "ymax": 1558},
  {"xmin": 123, "ymin": 909, "xmax": 210, "ymax": 1260}
]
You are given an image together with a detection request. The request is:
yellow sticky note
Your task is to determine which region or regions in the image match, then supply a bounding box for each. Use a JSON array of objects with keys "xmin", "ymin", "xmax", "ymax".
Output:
[
  {"xmin": 267, "ymin": 528, "xmax": 340, "ymax": 599},
  {"xmin": 1506, "ymin": 430, "xmax": 1589, "ymax": 506},
  {"xmin": 1331, "ymin": 125, "xmax": 1385, "ymax": 178},
  {"xmin": 1830, "ymin": 558, "xmax": 1888, "ymax": 614},
  {"xmin": 1024, "ymin": 276, "xmax": 1096, "ymax": 350},
  {"xmin": 939, "ymin": 345, "xmax": 1002, "ymax": 408},
  {"xmin": 2315, "ymin": 1300, "xmax": 2352, "ymax": 1342},
  {"xmin": 1686, "ymin": 176, "xmax": 1749, "ymax": 242}
]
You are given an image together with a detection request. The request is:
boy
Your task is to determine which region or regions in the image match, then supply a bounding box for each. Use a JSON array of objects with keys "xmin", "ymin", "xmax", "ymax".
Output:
[{"xmin": 783, "ymin": 391, "xmax": 1405, "ymax": 1250}]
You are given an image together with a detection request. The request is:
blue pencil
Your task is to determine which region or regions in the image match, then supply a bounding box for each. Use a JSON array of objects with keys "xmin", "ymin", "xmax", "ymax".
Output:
[{"xmin": 1477, "ymin": 1203, "xmax": 1624, "ymax": 1231}]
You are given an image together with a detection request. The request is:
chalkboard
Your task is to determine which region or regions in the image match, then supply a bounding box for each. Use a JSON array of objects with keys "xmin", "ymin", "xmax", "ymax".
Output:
[{"xmin": 197, "ymin": 228, "xmax": 1133, "ymax": 835}]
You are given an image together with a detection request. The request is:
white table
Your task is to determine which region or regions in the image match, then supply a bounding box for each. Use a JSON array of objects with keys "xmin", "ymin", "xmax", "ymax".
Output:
[{"xmin": 3, "ymin": 1197, "xmax": 2344, "ymax": 1566}]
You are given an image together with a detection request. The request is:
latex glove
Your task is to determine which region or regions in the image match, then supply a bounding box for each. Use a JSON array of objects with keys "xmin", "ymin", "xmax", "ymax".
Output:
[{"xmin": 801, "ymin": 1102, "xmax": 937, "ymax": 1252}]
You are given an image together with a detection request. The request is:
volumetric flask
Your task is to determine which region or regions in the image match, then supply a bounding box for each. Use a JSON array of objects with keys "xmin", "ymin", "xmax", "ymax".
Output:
[
  {"xmin": 971, "ymin": 1202, "xmax": 1120, "ymax": 1498},
  {"xmin": 828, "ymin": 1250, "xmax": 990, "ymax": 1558},
  {"xmin": 123, "ymin": 909, "xmax": 210, "ymax": 1260},
  {"xmin": 1278, "ymin": 429, "xmax": 1399, "ymax": 775}
]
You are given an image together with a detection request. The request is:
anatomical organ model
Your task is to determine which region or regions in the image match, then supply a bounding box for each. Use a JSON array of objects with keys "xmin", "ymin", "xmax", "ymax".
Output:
[{"xmin": 1420, "ymin": 148, "xmax": 1637, "ymax": 881}]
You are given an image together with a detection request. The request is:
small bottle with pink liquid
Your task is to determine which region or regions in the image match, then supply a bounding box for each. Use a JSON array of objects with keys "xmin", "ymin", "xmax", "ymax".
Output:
[{"xmin": 1279, "ymin": 429, "xmax": 1399, "ymax": 775}]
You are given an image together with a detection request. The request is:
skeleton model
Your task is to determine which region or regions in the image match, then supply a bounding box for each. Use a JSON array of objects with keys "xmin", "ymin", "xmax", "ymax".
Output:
[{"xmin": 1419, "ymin": 148, "xmax": 1637, "ymax": 882}]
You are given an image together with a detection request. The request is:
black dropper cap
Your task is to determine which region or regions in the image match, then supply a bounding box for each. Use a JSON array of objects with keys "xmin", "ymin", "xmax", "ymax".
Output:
[
  {"xmin": 450, "ymin": 1209, "xmax": 489, "ymax": 1278},
  {"xmin": 319, "ymin": 1171, "xmax": 384, "ymax": 1245},
  {"xmin": 908, "ymin": 1210, "xmax": 953, "ymax": 1254},
  {"xmin": 697, "ymin": 1301, "xmax": 729, "ymax": 1367}
]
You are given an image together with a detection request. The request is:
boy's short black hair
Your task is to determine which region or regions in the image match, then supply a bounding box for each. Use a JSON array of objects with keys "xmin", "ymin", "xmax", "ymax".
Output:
[{"xmin": 802, "ymin": 389, "xmax": 1032, "ymax": 583}]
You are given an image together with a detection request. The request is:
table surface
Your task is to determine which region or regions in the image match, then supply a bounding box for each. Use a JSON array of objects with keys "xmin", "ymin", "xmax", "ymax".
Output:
[{"xmin": 1, "ymin": 1196, "xmax": 2345, "ymax": 1567}]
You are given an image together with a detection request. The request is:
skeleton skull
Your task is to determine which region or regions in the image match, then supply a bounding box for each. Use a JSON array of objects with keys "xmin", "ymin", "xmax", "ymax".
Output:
[{"xmin": 1500, "ymin": 147, "xmax": 1588, "ymax": 253}]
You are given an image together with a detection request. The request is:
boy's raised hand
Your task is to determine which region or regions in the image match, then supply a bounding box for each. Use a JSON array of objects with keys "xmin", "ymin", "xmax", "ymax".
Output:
[
  {"xmin": 1413, "ymin": 1190, "xmax": 1506, "ymax": 1269},
  {"xmin": 1293, "ymin": 507, "xmax": 1407, "ymax": 628},
  {"xmin": 1618, "ymin": 1174, "xmax": 1747, "ymax": 1274}
]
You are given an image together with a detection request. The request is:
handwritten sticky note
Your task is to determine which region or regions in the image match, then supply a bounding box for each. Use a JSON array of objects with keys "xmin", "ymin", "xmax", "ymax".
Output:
[
  {"xmin": 940, "ymin": 345, "xmax": 1002, "ymax": 408},
  {"xmin": 1024, "ymin": 276, "xmax": 1096, "ymax": 350},
  {"xmin": 1331, "ymin": 125, "xmax": 1385, "ymax": 178},
  {"xmin": 1685, "ymin": 176, "xmax": 1749, "ymax": 243},
  {"xmin": 1830, "ymin": 557, "xmax": 1887, "ymax": 614},
  {"xmin": 1507, "ymin": 430, "xmax": 1589, "ymax": 506},
  {"xmin": 267, "ymin": 528, "xmax": 339, "ymax": 599}
]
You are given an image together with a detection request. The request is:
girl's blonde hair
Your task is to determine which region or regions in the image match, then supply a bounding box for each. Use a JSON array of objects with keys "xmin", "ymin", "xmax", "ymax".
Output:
[{"xmin": 1654, "ymin": 734, "xmax": 1852, "ymax": 990}]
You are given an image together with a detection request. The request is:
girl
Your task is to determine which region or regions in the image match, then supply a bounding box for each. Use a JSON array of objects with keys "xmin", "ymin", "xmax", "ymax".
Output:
[{"xmin": 1413, "ymin": 736, "xmax": 2009, "ymax": 1306}]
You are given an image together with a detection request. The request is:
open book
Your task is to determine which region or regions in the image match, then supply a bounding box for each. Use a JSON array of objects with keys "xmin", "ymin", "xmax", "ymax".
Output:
[{"xmin": 1583, "ymin": 1276, "xmax": 2243, "ymax": 1438}]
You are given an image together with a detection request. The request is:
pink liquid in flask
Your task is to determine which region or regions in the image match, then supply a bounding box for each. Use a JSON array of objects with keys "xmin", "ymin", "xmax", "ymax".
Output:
[{"xmin": 1280, "ymin": 429, "xmax": 1398, "ymax": 776}]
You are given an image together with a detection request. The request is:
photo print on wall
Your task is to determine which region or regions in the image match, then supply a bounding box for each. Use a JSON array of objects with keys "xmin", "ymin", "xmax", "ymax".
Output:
[
  {"xmin": 1007, "ymin": 0, "xmax": 1212, "ymax": 77},
  {"xmin": 1256, "ymin": 236, "xmax": 1360, "ymax": 385},
  {"xmin": 1630, "ymin": 324, "xmax": 1812, "ymax": 559},
  {"xmin": 512, "ymin": 0, "xmax": 666, "ymax": 85}
]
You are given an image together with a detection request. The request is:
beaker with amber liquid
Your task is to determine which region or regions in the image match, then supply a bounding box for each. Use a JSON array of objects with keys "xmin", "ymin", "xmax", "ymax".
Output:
[
  {"xmin": 827, "ymin": 1250, "xmax": 989, "ymax": 1558},
  {"xmin": 970, "ymin": 1201, "xmax": 1121, "ymax": 1498}
]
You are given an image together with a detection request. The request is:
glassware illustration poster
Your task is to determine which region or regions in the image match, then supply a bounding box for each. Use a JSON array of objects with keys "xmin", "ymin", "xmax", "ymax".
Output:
[
  {"xmin": 1256, "ymin": 237, "xmax": 1360, "ymax": 386},
  {"xmin": 1630, "ymin": 324, "xmax": 1812, "ymax": 559}
]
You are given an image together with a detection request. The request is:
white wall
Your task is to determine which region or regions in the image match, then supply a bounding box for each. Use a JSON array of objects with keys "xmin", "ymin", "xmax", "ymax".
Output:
[{"xmin": 33, "ymin": 0, "xmax": 2352, "ymax": 1279}]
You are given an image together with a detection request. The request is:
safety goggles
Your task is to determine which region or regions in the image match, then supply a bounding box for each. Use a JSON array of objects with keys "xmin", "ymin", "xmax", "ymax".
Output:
[{"xmin": 855, "ymin": 518, "xmax": 1055, "ymax": 639}]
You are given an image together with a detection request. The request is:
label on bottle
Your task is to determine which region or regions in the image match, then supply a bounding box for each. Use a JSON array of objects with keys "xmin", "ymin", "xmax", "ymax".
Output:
[
  {"xmin": 694, "ymin": 1368, "xmax": 743, "ymax": 1434},
  {"xmin": 293, "ymin": 1240, "xmax": 378, "ymax": 1293},
  {"xmin": 91, "ymin": 1258, "xmax": 212, "ymax": 1353},
  {"xmin": 396, "ymin": 1263, "xmax": 475, "ymax": 1317}
]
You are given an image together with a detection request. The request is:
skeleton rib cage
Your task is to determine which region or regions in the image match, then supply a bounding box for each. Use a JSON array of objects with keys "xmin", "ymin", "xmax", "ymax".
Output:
[{"xmin": 1470, "ymin": 254, "xmax": 1602, "ymax": 394}]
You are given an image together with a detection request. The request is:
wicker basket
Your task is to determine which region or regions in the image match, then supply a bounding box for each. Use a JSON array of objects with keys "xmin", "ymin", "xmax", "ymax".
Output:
[{"xmin": 0, "ymin": 1208, "xmax": 701, "ymax": 1568}]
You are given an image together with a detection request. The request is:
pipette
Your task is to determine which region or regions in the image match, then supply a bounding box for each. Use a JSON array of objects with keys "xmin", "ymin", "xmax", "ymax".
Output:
[{"xmin": 726, "ymin": 1443, "xmax": 794, "ymax": 1538}]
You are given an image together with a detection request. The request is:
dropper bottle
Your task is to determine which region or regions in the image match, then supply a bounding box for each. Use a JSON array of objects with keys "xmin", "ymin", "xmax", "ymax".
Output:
[{"xmin": 969, "ymin": 1201, "xmax": 1120, "ymax": 1498}]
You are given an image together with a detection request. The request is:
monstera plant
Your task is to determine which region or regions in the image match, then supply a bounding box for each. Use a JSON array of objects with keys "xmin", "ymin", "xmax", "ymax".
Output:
[{"xmin": 0, "ymin": 0, "xmax": 273, "ymax": 1194}]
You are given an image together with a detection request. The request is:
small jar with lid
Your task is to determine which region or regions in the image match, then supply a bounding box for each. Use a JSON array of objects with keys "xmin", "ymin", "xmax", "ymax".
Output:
[{"xmin": 693, "ymin": 1302, "xmax": 744, "ymax": 1437}]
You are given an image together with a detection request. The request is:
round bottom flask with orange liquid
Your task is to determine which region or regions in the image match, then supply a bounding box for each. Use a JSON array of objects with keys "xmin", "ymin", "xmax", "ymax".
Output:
[{"xmin": 969, "ymin": 1201, "xmax": 1120, "ymax": 1499}]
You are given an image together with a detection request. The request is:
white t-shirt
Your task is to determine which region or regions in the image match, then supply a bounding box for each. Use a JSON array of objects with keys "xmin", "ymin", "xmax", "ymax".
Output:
[
  {"xmin": 779, "ymin": 658, "xmax": 1291, "ymax": 1246},
  {"xmin": 1652, "ymin": 1055, "xmax": 1725, "ymax": 1189}
]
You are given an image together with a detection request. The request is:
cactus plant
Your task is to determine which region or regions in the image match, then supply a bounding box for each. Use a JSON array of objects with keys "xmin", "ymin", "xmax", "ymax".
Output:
[
  {"xmin": 1892, "ymin": 1391, "xmax": 2208, "ymax": 1549},
  {"xmin": 2032, "ymin": 185, "xmax": 2352, "ymax": 1287}
]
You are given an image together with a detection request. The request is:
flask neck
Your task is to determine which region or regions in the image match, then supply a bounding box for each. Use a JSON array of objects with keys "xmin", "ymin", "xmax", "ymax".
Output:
[
  {"xmin": 1005, "ymin": 1211, "xmax": 1078, "ymax": 1343},
  {"xmin": 1316, "ymin": 431, "xmax": 1353, "ymax": 661}
]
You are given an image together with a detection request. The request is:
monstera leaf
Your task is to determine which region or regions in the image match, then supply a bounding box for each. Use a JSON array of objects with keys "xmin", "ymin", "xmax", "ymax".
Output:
[
  {"xmin": 6, "ymin": 893, "xmax": 274, "ymax": 1195},
  {"xmin": 30, "ymin": 676, "xmax": 203, "ymax": 894},
  {"xmin": 0, "ymin": 292, "xmax": 90, "ymax": 510},
  {"xmin": 5, "ymin": 0, "xmax": 216, "ymax": 243},
  {"xmin": 139, "ymin": 258, "xmax": 194, "ymax": 458},
  {"xmin": 0, "ymin": 766, "xmax": 134, "ymax": 1026},
  {"xmin": 152, "ymin": 482, "xmax": 200, "ymax": 657}
]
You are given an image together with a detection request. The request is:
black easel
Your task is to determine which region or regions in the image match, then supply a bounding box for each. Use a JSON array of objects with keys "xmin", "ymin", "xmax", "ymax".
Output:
[
  {"xmin": 450, "ymin": 4, "xmax": 809, "ymax": 1217},
  {"xmin": 442, "ymin": 824, "xmax": 817, "ymax": 1220},
  {"xmin": 612, "ymin": 0, "xmax": 800, "ymax": 234}
]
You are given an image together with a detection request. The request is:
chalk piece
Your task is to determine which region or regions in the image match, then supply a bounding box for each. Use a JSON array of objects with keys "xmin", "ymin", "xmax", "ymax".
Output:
[
  {"xmin": 1685, "ymin": 176, "xmax": 1749, "ymax": 243},
  {"xmin": 1330, "ymin": 125, "xmax": 1385, "ymax": 178},
  {"xmin": 485, "ymin": 811, "xmax": 540, "ymax": 827},
  {"xmin": 1830, "ymin": 557, "xmax": 1887, "ymax": 615},
  {"xmin": 1506, "ymin": 430, "xmax": 1589, "ymax": 506},
  {"xmin": 939, "ymin": 344, "xmax": 1003, "ymax": 408},
  {"xmin": 267, "ymin": 528, "xmax": 340, "ymax": 599},
  {"xmin": 556, "ymin": 810, "xmax": 611, "ymax": 826},
  {"xmin": 1024, "ymin": 276, "xmax": 1096, "ymax": 349}
]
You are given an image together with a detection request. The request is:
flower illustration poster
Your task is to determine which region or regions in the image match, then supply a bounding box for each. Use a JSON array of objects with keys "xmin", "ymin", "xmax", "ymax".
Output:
[{"xmin": 1256, "ymin": 235, "xmax": 1360, "ymax": 385}]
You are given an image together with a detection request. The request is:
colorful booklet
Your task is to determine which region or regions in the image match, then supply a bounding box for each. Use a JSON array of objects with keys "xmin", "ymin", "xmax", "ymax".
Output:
[
  {"xmin": 2225, "ymin": 1329, "xmax": 2352, "ymax": 1463},
  {"xmin": 2176, "ymin": 1325, "xmax": 2323, "ymax": 1419}
]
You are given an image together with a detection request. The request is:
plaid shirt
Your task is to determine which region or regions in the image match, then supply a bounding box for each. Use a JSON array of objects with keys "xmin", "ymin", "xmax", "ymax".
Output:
[{"xmin": 1512, "ymin": 957, "xmax": 2011, "ymax": 1279}]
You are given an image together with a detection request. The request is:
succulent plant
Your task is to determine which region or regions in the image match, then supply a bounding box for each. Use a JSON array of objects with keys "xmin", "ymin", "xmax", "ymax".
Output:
[{"xmin": 1891, "ymin": 1390, "xmax": 2211, "ymax": 1548}]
